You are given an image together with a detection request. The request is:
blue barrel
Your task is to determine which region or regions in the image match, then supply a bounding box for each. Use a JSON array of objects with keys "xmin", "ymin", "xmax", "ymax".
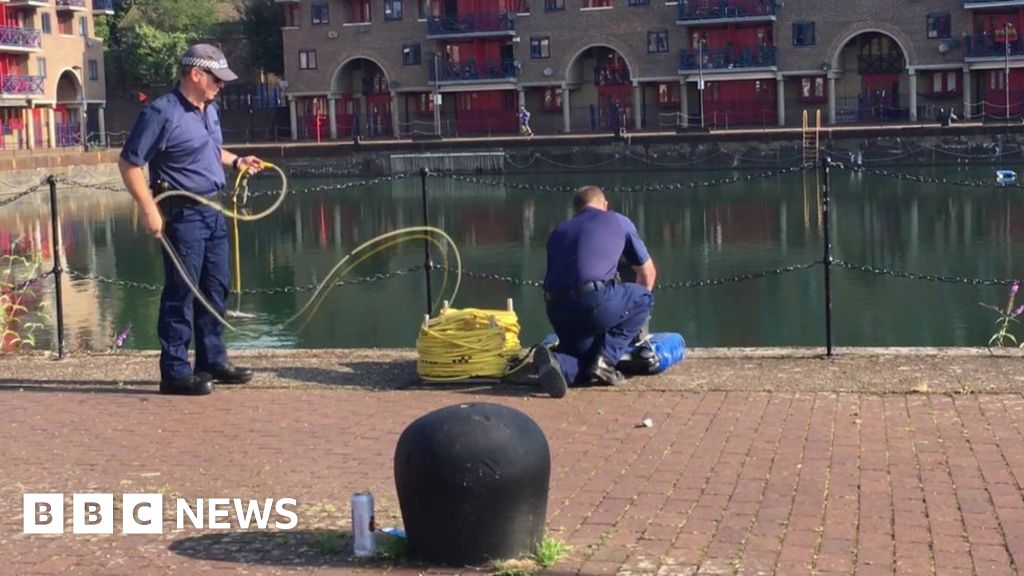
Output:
[{"xmin": 394, "ymin": 403, "xmax": 551, "ymax": 565}]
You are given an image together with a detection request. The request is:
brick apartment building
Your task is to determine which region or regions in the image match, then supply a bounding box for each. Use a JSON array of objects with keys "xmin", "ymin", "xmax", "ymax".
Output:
[
  {"xmin": 0, "ymin": 0, "xmax": 110, "ymax": 150},
  {"xmin": 277, "ymin": 0, "xmax": 1024, "ymax": 138}
]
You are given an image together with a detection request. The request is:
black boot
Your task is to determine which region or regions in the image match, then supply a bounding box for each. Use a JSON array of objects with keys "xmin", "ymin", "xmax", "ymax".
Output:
[
  {"xmin": 585, "ymin": 355, "xmax": 626, "ymax": 386},
  {"xmin": 160, "ymin": 373, "xmax": 214, "ymax": 396},
  {"xmin": 534, "ymin": 346, "xmax": 568, "ymax": 399}
]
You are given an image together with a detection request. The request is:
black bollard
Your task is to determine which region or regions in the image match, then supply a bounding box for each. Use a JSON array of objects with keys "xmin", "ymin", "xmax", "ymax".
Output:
[{"xmin": 394, "ymin": 403, "xmax": 550, "ymax": 565}]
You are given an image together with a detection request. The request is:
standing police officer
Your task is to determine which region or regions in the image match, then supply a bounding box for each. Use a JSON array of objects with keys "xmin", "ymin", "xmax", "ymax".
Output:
[
  {"xmin": 119, "ymin": 44, "xmax": 263, "ymax": 396},
  {"xmin": 535, "ymin": 186, "xmax": 656, "ymax": 398}
]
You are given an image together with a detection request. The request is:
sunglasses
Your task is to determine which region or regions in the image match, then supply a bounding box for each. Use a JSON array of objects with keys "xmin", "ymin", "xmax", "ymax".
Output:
[{"xmin": 200, "ymin": 69, "xmax": 224, "ymax": 85}]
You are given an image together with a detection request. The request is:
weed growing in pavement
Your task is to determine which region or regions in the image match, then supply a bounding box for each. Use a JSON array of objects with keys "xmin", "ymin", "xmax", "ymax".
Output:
[
  {"xmin": 310, "ymin": 530, "xmax": 349, "ymax": 555},
  {"xmin": 1, "ymin": 250, "xmax": 48, "ymax": 353},
  {"xmin": 981, "ymin": 280, "xmax": 1024, "ymax": 348},
  {"xmin": 493, "ymin": 536, "xmax": 569, "ymax": 576}
]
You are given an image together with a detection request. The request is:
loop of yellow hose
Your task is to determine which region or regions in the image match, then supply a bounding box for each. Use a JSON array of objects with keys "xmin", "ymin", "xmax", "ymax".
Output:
[{"xmin": 416, "ymin": 307, "xmax": 522, "ymax": 382}]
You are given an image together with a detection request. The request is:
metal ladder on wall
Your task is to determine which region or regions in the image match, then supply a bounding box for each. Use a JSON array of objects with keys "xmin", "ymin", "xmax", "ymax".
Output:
[
  {"xmin": 801, "ymin": 109, "xmax": 821, "ymax": 167},
  {"xmin": 801, "ymin": 109, "xmax": 823, "ymax": 232}
]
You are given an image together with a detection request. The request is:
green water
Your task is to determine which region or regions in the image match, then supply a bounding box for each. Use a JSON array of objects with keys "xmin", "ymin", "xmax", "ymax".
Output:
[{"xmin": 3, "ymin": 163, "xmax": 1023, "ymax": 350}]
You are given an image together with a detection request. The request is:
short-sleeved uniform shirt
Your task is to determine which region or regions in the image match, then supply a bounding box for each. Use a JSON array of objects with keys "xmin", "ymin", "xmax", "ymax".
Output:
[
  {"xmin": 544, "ymin": 207, "xmax": 650, "ymax": 293},
  {"xmin": 120, "ymin": 88, "xmax": 226, "ymax": 196}
]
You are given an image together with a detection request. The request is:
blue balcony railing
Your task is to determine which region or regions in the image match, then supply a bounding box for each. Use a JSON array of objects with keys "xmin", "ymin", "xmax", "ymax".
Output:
[
  {"xmin": 426, "ymin": 11, "xmax": 515, "ymax": 35},
  {"xmin": 92, "ymin": 0, "xmax": 114, "ymax": 11},
  {"xmin": 0, "ymin": 26, "xmax": 42, "ymax": 50},
  {"xmin": 56, "ymin": 0, "xmax": 88, "ymax": 8},
  {"xmin": 429, "ymin": 58, "xmax": 517, "ymax": 82},
  {"xmin": 679, "ymin": 45, "xmax": 776, "ymax": 70},
  {"xmin": 964, "ymin": 34, "xmax": 1024, "ymax": 58},
  {"xmin": 964, "ymin": 1, "xmax": 1024, "ymax": 7},
  {"xmin": 677, "ymin": 0, "xmax": 776, "ymax": 22},
  {"xmin": 1, "ymin": 75, "xmax": 45, "ymax": 95}
]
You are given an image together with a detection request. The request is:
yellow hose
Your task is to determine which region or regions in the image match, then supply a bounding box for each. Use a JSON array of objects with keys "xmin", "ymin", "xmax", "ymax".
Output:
[{"xmin": 416, "ymin": 306, "xmax": 525, "ymax": 382}]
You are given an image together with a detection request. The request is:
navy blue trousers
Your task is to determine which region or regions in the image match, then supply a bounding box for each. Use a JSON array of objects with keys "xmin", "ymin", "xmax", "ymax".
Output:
[
  {"xmin": 545, "ymin": 281, "xmax": 653, "ymax": 385},
  {"xmin": 158, "ymin": 203, "xmax": 229, "ymax": 381}
]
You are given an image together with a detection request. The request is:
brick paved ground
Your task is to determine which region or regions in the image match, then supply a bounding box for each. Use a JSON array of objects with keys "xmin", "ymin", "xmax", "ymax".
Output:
[{"xmin": 1, "ymin": 350, "xmax": 1023, "ymax": 575}]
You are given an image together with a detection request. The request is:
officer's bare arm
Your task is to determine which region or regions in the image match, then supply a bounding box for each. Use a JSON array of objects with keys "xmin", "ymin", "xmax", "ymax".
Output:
[
  {"xmin": 632, "ymin": 259, "xmax": 657, "ymax": 291},
  {"xmin": 118, "ymin": 157, "xmax": 163, "ymax": 237}
]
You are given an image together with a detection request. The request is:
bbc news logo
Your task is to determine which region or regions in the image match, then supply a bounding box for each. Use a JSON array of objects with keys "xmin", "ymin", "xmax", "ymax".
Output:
[{"xmin": 23, "ymin": 494, "xmax": 298, "ymax": 534}]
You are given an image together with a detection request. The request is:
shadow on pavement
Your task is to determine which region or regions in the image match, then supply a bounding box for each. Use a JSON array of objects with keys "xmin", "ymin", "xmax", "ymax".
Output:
[
  {"xmin": 169, "ymin": 529, "xmax": 415, "ymax": 569},
  {"xmin": 0, "ymin": 380, "xmax": 157, "ymax": 395}
]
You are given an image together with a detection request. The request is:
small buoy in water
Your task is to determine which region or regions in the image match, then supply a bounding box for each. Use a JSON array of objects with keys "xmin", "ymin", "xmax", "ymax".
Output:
[{"xmin": 996, "ymin": 169, "xmax": 1017, "ymax": 185}]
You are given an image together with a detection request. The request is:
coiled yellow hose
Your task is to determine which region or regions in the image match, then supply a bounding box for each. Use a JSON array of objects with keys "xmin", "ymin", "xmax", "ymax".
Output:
[{"xmin": 416, "ymin": 304, "xmax": 526, "ymax": 382}]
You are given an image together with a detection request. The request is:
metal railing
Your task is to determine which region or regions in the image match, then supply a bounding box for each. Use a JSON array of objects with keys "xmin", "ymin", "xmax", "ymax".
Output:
[
  {"xmin": 55, "ymin": 0, "xmax": 87, "ymax": 8},
  {"xmin": 429, "ymin": 57, "xmax": 517, "ymax": 82},
  {"xmin": 679, "ymin": 45, "xmax": 776, "ymax": 71},
  {"xmin": 676, "ymin": 0, "xmax": 776, "ymax": 22},
  {"xmin": 92, "ymin": 0, "xmax": 114, "ymax": 10},
  {"xmin": 963, "ymin": 34, "xmax": 1024, "ymax": 58},
  {"xmin": 1, "ymin": 75, "xmax": 44, "ymax": 95},
  {"xmin": 426, "ymin": 11, "xmax": 515, "ymax": 35},
  {"xmin": 0, "ymin": 26, "xmax": 41, "ymax": 49}
]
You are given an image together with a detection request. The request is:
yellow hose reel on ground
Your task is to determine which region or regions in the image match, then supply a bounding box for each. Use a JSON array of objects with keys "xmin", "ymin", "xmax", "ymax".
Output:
[{"xmin": 416, "ymin": 299, "xmax": 526, "ymax": 382}]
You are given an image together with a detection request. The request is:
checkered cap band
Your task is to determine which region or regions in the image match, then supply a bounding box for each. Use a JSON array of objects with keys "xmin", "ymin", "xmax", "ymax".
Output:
[{"xmin": 181, "ymin": 56, "xmax": 229, "ymax": 70}]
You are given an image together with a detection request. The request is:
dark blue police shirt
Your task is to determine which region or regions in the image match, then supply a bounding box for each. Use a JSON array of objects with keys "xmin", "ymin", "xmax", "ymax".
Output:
[
  {"xmin": 544, "ymin": 207, "xmax": 651, "ymax": 292},
  {"xmin": 120, "ymin": 88, "xmax": 226, "ymax": 196}
]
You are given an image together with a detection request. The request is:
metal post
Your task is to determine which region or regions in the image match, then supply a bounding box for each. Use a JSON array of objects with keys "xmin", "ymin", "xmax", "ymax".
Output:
[
  {"xmin": 1006, "ymin": 22, "xmax": 1013, "ymax": 123},
  {"xmin": 46, "ymin": 176, "xmax": 65, "ymax": 359},
  {"xmin": 698, "ymin": 39, "xmax": 705, "ymax": 129},
  {"xmin": 420, "ymin": 167, "xmax": 433, "ymax": 315},
  {"xmin": 820, "ymin": 158, "xmax": 834, "ymax": 357}
]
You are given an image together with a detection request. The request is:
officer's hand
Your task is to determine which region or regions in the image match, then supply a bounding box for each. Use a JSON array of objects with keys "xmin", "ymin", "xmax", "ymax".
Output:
[
  {"xmin": 237, "ymin": 155, "xmax": 264, "ymax": 174},
  {"xmin": 143, "ymin": 207, "xmax": 164, "ymax": 238}
]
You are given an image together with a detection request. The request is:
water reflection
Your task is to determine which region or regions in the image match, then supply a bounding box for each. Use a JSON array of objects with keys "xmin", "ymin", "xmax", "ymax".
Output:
[{"xmin": 1, "ymin": 165, "xmax": 1023, "ymax": 350}]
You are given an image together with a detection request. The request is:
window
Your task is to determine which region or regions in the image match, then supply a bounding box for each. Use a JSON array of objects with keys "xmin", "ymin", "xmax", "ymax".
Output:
[
  {"xmin": 629, "ymin": 0, "xmax": 649, "ymax": 5},
  {"xmin": 311, "ymin": 3, "xmax": 329, "ymax": 24},
  {"xmin": 418, "ymin": 0, "xmax": 440, "ymax": 18},
  {"xmin": 79, "ymin": 16, "xmax": 87, "ymax": 37},
  {"xmin": 800, "ymin": 77, "xmax": 826, "ymax": 102},
  {"xmin": 541, "ymin": 87, "xmax": 561, "ymax": 111},
  {"xmin": 927, "ymin": 13, "xmax": 950, "ymax": 39},
  {"xmin": 544, "ymin": 0, "xmax": 564, "ymax": 11},
  {"xmin": 511, "ymin": 0, "xmax": 529, "ymax": 13},
  {"xmin": 40, "ymin": 13, "xmax": 51, "ymax": 34},
  {"xmin": 58, "ymin": 13, "xmax": 72, "ymax": 35},
  {"xmin": 530, "ymin": 36, "xmax": 550, "ymax": 59},
  {"xmin": 402, "ymin": 43, "xmax": 421, "ymax": 65},
  {"xmin": 657, "ymin": 83, "xmax": 679, "ymax": 107},
  {"xmin": 581, "ymin": 0, "xmax": 611, "ymax": 7},
  {"xmin": 793, "ymin": 21, "xmax": 814, "ymax": 46},
  {"xmin": 299, "ymin": 49, "xmax": 318, "ymax": 69},
  {"xmin": 932, "ymin": 70, "xmax": 959, "ymax": 95},
  {"xmin": 36, "ymin": 57, "xmax": 46, "ymax": 78},
  {"xmin": 88, "ymin": 59, "xmax": 98, "ymax": 80},
  {"xmin": 284, "ymin": 4, "xmax": 299, "ymax": 26},
  {"xmin": 647, "ymin": 30, "xmax": 668, "ymax": 53},
  {"xmin": 384, "ymin": 0, "xmax": 402, "ymax": 19},
  {"xmin": 346, "ymin": 0, "xmax": 372, "ymax": 22}
]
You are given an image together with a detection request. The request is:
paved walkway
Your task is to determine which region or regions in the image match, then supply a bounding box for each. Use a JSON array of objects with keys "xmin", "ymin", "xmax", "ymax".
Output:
[{"xmin": 1, "ymin": 349, "xmax": 1023, "ymax": 575}]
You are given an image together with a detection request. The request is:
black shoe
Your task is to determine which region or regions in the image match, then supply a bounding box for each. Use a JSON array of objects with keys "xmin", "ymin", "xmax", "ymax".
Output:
[
  {"xmin": 200, "ymin": 362, "xmax": 254, "ymax": 384},
  {"xmin": 586, "ymin": 355, "xmax": 626, "ymax": 386},
  {"xmin": 160, "ymin": 374, "xmax": 213, "ymax": 396},
  {"xmin": 534, "ymin": 346, "xmax": 568, "ymax": 399}
]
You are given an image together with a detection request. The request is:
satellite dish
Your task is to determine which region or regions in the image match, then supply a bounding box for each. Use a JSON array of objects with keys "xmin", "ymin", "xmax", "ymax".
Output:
[
  {"xmin": 542, "ymin": 67, "xmax": 553, "ymax": 77},
  {"xmin": 328, "ymin": 30, "xmax": 339, "ymax": 39},
  {"xmin": 938, "ymin": 42, "xmax": 950, "ymax": 54}
]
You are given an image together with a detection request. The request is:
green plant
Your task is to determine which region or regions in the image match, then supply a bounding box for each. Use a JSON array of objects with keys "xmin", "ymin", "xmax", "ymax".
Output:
[
  {"xmin": 374, "ymin": 534, "xmax": 410, "ymax": 560},
  {"xmin": 492, "ymin": 536, "xmax": 569, "ymax": 576},
  {"xmin": 0, "ymin": 252, "xmax": 48, "ymax": 352},
  {"xmin": 981, "ymin": 280, "xmax": 1024, "ymax": 348},
  {"xmin": 535, "ymin": 536, "xmax": 568, "ymax": 568},
  {"xmin": 310, "ymin": 530, "xmax": 349, "ymax": 555}
]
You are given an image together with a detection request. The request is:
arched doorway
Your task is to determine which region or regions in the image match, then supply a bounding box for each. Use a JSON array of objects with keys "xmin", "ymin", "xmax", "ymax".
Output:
[
  {"xmin": 332, "ymin": 58, "xmax": 391, "ymax": 138},
  {"xmin": 565, "ymin": 46, "xmax": 633, "ymax": 132},
  {"xmin": 833, "ymin": 32, "xmax": 908, "ymax": 123},
  {"xmin": 55, "ymin": 70, "xmax": 85, "ymax": 147}
]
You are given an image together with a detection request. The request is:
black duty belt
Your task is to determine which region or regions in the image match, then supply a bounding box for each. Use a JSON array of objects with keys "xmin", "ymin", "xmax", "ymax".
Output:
[{"xmin": 544, "ymin": 280, "xmax": 608, "ymax": 301}]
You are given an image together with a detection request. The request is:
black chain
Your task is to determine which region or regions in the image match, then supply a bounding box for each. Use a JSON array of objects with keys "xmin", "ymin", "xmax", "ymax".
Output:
[
  {"xmin": 431, "ymin": 165, "xmax": 808, "ymax": 194},
  {"xmin": 657, "ymin": 261, "xmax": 820, "ymax": 289},
  {"xmin": 833, "ymin": 164, "xmax": 1024, "ymax": 190},
  {"xmin": 0, "ymin": 182, "xmax": 46, "ymax": 209},
  {"xmin": 9, "ymin": 269, "xmax": 53, "ymax": 292},
  {"xmin": 832, "ymin": 259, "xmax": 1017, "ymax": 286},
  {"xmin": 51, "ymin": 174, "xmax": 414, "ymax": 199},
  {"xmin": 65, "ymin": 265, "xmax": 425, "ymax": 294},
  {"xmin": 433, "ymin": 266, "xmax": 545, "ymax": 287}
]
